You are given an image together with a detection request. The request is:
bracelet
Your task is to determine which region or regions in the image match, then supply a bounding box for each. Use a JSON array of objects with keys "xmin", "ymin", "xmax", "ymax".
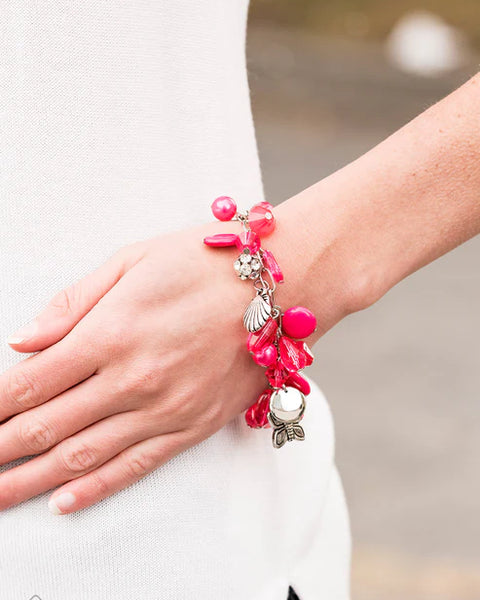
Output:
[{"xmin": 203, "ymin": 196, "xmax": 317, "ymax": 449}]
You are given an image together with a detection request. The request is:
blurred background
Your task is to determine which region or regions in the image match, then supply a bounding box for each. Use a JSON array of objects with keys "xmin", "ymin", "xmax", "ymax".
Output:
[{"xmin": 247, "ymin": 2, "xmax": 480, "ymax": 599}]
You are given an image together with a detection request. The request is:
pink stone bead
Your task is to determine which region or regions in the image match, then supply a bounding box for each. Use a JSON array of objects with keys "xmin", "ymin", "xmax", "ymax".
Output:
[
  {"xmin": 252, "ymin": 343, "xmax": 277, "ymax": 367},
  {"xmin": 278, "ymin": 336, "xmax": 314, "ymax": 372},
  {"xmin": 245, "ymin": 389, "xmax": 272, "ymax": 429},
  {"xmin": 245, "ymin": 404, "xmax": 257, "ymax": 428},
  {"xmin": 262, "ymin": 249, "xmax": 284, "ymax": 283},
  {"xmin": 247, "ymin": 318, "xmax": 278, "ymax": 352},
  {"xmin": 203, "ymin": 233, "xmax": 239, "ymax": 247},
  {"xmin": 211, "ymin": 196, "xmax": 237, "ymax": 221},
  {"xmin": 256, "ymin": 391, "xmax": 272, "ymax": 428},
  {"xmin": 281, "ymin": 306, "xmax": 317, "ymax": 339},
  {"xmin": 286, "ymin": 371, "xmax": 311, "ymax": 395},
  {"xmin": 235, "ymin": 230, "xmax": 260, "ymax": 253},
  {"xmin": 248, "ymin": 202, "xmax": 275, "ymax": 236}
]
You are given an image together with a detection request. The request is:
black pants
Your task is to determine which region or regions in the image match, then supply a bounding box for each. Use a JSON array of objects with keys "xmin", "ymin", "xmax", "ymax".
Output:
[{"xmin": 287, "ymin": 586, "xmax": 300, "ymax": 600}]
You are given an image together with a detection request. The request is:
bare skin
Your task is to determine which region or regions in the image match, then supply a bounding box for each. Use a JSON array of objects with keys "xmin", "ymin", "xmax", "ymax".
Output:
[{"xmin": 2, "ymin": 73, "xmax": 480, "ymax": 515}]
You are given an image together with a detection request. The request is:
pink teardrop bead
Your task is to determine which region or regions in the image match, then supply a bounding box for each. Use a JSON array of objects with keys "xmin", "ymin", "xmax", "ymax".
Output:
[
  {"xmin": 203, "ymin": 233, "xmax": 239, "ymax": 247},
  {"xmin": 262, "ymin": 249, "xmax": 284, "ymax": 283},
  {"xmin": 281, "ymin": 306, "xmax": 317, "ymax": 339},
  {"xmin": 252, "ymin": 343, "xmax": 277, "ymax": 367},
  {"xmin": 247, "ymin": 318, "xmax": 278, "ymax": 352},
  {"xmin": 248, "ymin": 202, "xmax": 276, "ymax": 236},
  {"xmin": 211, "ymin": 196, "xmax": 237, "ymax": 221},
  {"xmin": 235, "ymin": 230, "xmax": 260, "ymax": 253}
]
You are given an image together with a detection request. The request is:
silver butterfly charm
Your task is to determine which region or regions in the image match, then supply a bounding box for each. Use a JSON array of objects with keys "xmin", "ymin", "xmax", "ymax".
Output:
[{"xmin": 268, "ymin": 412, "xmax": 305, "ymax": 448}]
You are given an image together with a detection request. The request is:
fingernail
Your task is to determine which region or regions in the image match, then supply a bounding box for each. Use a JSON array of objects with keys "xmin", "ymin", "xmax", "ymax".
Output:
[
  {"xmin": 48, "ymin": 491, "xmax": 76, "ymax": 515},
  {"xmin": 7, "ymin": 320, "xmax": 38, "ymax": 345}
]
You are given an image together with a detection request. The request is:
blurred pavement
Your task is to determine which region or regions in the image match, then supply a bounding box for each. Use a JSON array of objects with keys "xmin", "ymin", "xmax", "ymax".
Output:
[{"xmin": 247, "ymin": 25, "xmax": 480, "ymax": 599}]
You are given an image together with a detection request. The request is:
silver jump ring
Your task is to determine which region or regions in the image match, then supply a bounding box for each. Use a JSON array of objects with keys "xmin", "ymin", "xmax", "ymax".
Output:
[{"xmin": 259, "ymin": 267, "xmax": 276, "ymax": 294}]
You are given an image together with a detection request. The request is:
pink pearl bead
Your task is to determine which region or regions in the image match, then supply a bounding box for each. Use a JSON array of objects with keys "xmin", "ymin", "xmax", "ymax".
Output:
[
  {"xmin": 252, "ymin": 343, "xmax": 277, "ymax": 367},
  {"xmin": 282, "ymin": 306, "xmax": 317, "ymax": 339},
  {"xmin": 211, "ymin": 196, "xmax": 237, "ymax": 221}
]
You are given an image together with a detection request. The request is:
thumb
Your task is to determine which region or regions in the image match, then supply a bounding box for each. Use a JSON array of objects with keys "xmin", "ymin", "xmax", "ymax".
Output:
[{"xmin": 7, "ymin": 242, "xmax": 146, "ymax": 353}]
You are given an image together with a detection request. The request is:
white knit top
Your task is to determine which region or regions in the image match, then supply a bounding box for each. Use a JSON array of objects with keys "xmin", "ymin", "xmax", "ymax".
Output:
[{"xmin": 0, "ymin": 2, "xmax": 350, "ymax": 599}]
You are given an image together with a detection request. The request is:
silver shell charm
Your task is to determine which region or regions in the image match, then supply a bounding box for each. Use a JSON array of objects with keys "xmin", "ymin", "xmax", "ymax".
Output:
[
  {"xmin": 243, "ymin": 291, "xmax": 272, "ymax": 333},
  {"xmin": 268, "ymin": 387, "xmax": 306, "ymax": 449}
]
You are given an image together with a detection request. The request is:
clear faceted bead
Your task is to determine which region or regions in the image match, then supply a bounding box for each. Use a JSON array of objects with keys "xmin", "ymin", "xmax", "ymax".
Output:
[
  {"xmin": 251, "ymin": 258, "xmax": 261, "ymax": 271},
  {"xmin": 240, "ymin": 263, "xmax": 252, "ymax": 276}
]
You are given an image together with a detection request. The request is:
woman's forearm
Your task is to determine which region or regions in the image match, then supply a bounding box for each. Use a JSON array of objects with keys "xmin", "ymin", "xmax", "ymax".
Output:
[{"xmin": 270, "ymin": 72, "xmax": 480, "ymax": 338}]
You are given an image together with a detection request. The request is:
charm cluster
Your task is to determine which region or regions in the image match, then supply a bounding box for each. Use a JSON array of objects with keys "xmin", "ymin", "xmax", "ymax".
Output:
[{"xmin": 204, "ymin": 196, "xmax": 317, "ymax": 449}]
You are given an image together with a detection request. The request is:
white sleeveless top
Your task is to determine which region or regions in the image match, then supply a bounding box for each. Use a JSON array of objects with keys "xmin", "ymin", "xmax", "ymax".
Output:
[{"xmin": 0, "ymin": 2, "xmax": 350, "ymax": 599}]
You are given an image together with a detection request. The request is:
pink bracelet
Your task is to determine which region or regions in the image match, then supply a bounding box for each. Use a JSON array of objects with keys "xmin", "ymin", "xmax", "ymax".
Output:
[{"xmin": 204, "ymin": 196, "xmax": 317, "ymax": 448}]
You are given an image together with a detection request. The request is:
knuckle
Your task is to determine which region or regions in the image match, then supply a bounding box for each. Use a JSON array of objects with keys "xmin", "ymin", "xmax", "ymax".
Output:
[
  {"xmin": 6, "ymin": 370, "xmax": 40, "ymax": 411},
  {"xmin": 18, "ymin": 419, "xmax": 56, "ymax": 453},
  {"xmin": 170, "ymin": 392, "xmax": 197, "ymax": 424},
  {"xmin": 124, "ymin": 449, "xmax": 156, "ymax": 479},
  {"xmin": 58, "ymin": 441, "xmax": 98, "ymax": 474},
  {"xmin": 114, "ymin": 241, "xmax": 147, "ymax": 266},
  {"xmin": 96, "ymin": 320, "xmax": 134, "ymax": 357},
  {"xmin": 87, "ymin": 470, "xmax": 110, "ymax": 497},
  {"xmin": 191, "ymin": 399, "xmax": 225, "ymax": 437},
  {"xmin": 97, "ymin": 325, "xmax": 126, "ymax": 356},
  {"xmin": 48, "ymin": 285, "xmax": 77, "ymax": 317}
]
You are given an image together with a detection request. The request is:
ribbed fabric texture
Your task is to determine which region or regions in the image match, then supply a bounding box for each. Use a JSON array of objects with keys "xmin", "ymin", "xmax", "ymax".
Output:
[{"xmin": 0, "ymin": 2, "xmax": 350, "ymax": 598}]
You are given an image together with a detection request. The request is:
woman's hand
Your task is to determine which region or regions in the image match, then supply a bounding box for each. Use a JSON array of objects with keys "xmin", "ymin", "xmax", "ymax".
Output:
[
  {"xmin": 5, "ymin": 72, "xmax": 480, "ymax": 516},
  {"xmin": 0, "ymin": 222, "xmax": 285, "ymax": 514}
]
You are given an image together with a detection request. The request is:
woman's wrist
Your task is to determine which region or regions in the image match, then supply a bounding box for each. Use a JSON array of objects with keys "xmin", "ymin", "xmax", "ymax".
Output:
[
  {"xmin": 268, "ymin": 182, "xmax": 380, "ymax": 342},
  {"xmin": 270, "ymin": 72, "xmax": 480, "ymax": 342}
]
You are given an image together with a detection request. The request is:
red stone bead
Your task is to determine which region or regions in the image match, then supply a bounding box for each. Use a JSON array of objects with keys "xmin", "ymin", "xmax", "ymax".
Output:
[
  {"xmin": 282, "ymin": 306, "xmax": 317, "ymax": 339},
  {"xmin": 252, "ymin": 343, "xmax": 277, "ymax": 367},
  {"xmin": 235, "ymin": 230, "xmax": 260, "ymax": 253},
  {"xmin": 286, "ymin": 371, "xmax": 311, "ymax": 395},
  {"xmin": 278, "ymin": 336, "xmax": 314, "ymax": 372},
  {"xmin": 245, "ymin": 389, "xmax": 272, "ymax": 428},
  {"xmin": 262, "ymin": 249, "xmax": 284, "ymax": 283},
  {"xmin": 247, "ymin": 318, "xmax": 278, "ymax": 352},
  {"xmin": 265, "ymin": 360, "xmax": 290, "ymax": 387},
  {"xmin": 211, "ymin": 196, "xmax": 237, "ymax": 221},
  {"xmin": 203, "ymin": 233, "xmax": 239, "ymax": 247},
  {"xmin": 248, "ymin": 202, "xmax": 276, "ymax": 236}
]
